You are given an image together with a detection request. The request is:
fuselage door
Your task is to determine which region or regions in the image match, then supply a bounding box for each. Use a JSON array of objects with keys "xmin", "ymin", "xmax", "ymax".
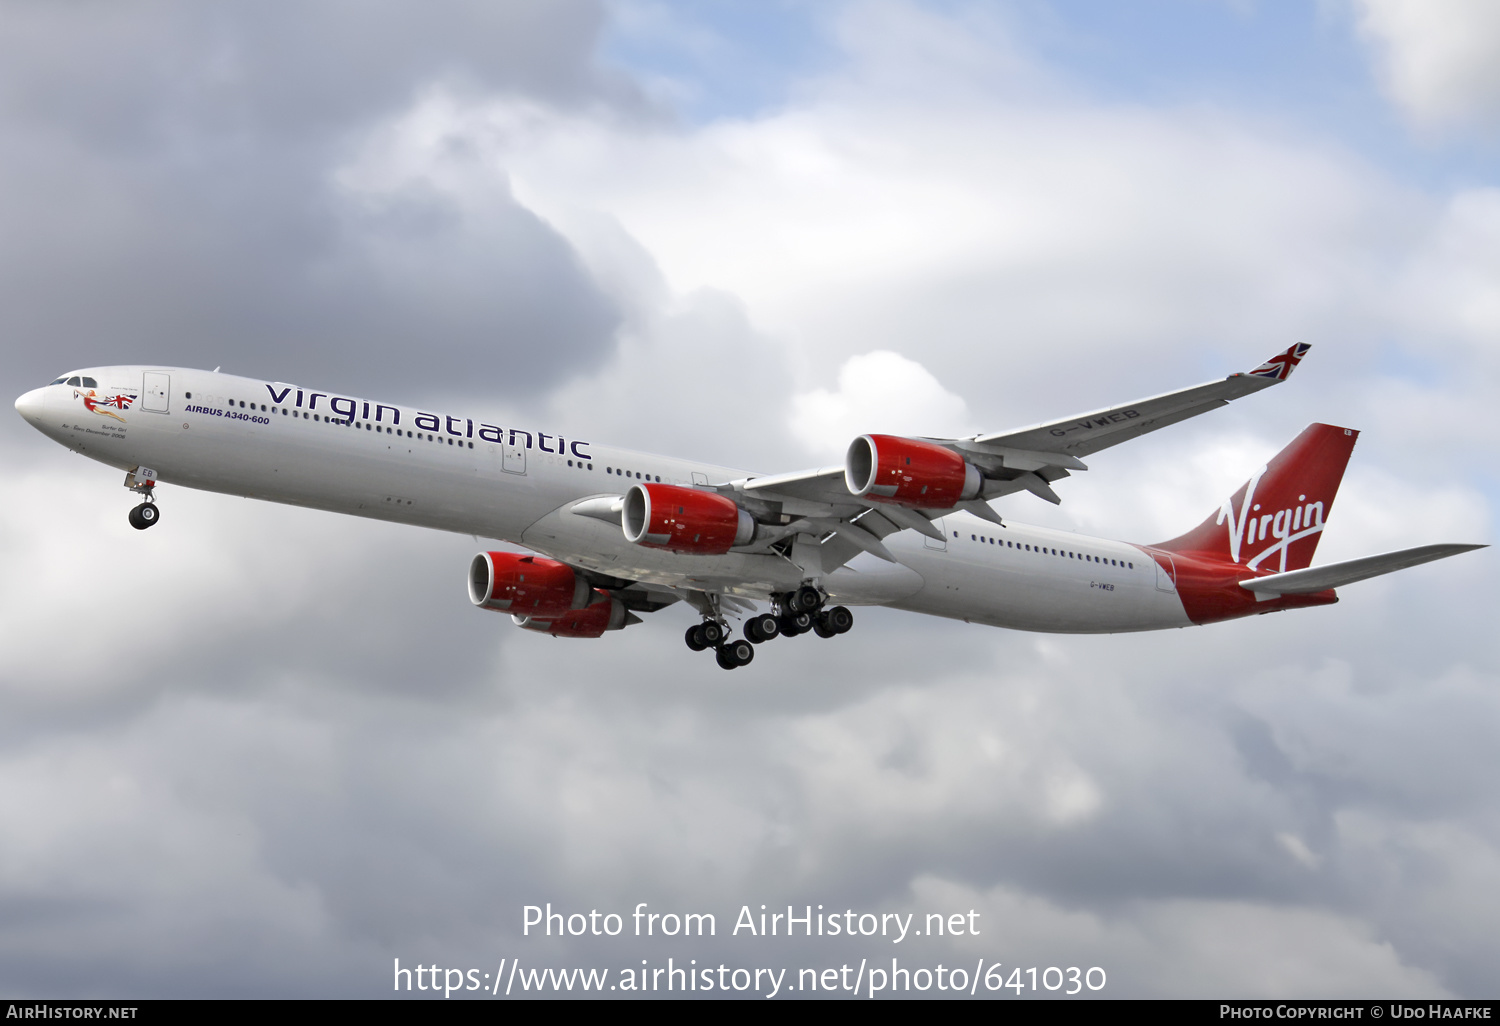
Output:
[
  {"xmin": 502, "ymin": 438, "xmax": 526, "ymax": 475},
  {"xmin": 142, "ymin": 371, "xmax": 170, "ymax": 413},
  {"xmin": 1154, "ymin": 553, "xmax": 1177, "ymax": 592}
]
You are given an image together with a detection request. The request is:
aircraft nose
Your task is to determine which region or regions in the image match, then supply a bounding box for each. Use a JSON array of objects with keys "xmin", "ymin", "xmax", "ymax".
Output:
[{"xmin": 14, "ymin": 387, "xmax": 47, "ymax": 425}]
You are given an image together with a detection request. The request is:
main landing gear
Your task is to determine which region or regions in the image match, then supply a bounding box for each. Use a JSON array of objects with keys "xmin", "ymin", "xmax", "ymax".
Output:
[
  {"xmin": 683, "ymin": 583, "xmax": 855, "ymax": 671},
  {"xmin": 685, "ymin": 620, "xmax": 756, "ymax": 669},
  {"xmin": 770, "ymin": 585, "xmax": 853, "ymax": 642},
  {"xmin": 124, "ymin": 467, "xmax": 160, "ymax": 530}
]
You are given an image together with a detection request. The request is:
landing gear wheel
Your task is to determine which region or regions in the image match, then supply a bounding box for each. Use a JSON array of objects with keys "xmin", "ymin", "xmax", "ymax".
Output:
[
  {"xmin": 700, "ymin": 621, "xmax": 725, "ymax": 646},
  {"xmin": 716, "ymin": 639, "xmax": 754, "ymax": 668},
  {"xmin": 813, "ymin": 618, "xmax": 837, "ymax": 639},
  {"xmin": 746, "ymin": 614, "xmax": 780, "ymax": 644},
  {"xmin": 825, "ymin": 605, "xmax": 854, "ymax": 634},
  {"xmin": 789, "ymin": 585, "xmax": 823, "ymax": 613},
  {"xmin": 685, "ymin": 624, "xmax": 709, "ymax": 652},
  {"xmin": 779, "ymin": 612, "xmax": 813, "ymax": 637},
  {"xmin": 128, "ymin": 503, "xmax": 159, "ymax": 530}
]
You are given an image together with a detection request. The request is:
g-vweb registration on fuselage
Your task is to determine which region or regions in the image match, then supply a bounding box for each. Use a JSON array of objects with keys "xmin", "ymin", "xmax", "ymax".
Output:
[{"xmin": 13, "ymin": 346, "xmax": 1484, "ymax": 670}]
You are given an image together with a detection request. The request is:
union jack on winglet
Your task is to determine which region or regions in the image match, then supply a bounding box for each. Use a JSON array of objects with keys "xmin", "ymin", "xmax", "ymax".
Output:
[{"xmin": 1248, "ymin": 344, "xmax": 1312, "ymax": 381}]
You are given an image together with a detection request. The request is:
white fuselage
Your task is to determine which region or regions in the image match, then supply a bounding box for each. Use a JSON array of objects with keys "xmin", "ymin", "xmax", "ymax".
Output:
[{"xmin": 16, "ymin": 366, "xmax": 1192, "ymax": 634}]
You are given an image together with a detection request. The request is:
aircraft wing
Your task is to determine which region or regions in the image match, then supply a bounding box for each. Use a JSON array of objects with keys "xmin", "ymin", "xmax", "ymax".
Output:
[
  {"xmin": 1239, "ymin": 543, "xmax": 1486, "ymax": 595},
  {"xmin": 734, "ymin": 343, "xmax": 1310, "ymax": 505},
  {"xmin": 959, "ymin": 344, "xmax": 1311, "ymax": 460},
  {"xmin": 585, "ymin": 346, "xmax": 1314, "ymax": 575}
]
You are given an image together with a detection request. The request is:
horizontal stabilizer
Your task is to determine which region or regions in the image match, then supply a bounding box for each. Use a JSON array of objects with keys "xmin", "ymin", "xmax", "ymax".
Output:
[{"xmin": 1240, "ymin": 543, "xmax": 1486, "ymax": 596}]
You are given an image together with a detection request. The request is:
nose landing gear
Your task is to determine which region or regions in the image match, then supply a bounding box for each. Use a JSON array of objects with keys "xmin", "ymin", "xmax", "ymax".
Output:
[
  {"xmin": 128, "ymin": 502, "xmax": 159, "ymax": 530},
  {"xmin": 124, "ymin": 467, "xmax": 160, "ymax": 530}
]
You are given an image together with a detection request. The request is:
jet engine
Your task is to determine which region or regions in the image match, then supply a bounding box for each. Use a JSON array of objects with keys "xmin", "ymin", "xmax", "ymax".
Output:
[
  {"xmin": 468, "ymin": 551, "xmax": 592, "ymax": 618},
  {"xmin": 845, "ymin": 434, "xmax": 981, "ymax": 509},
  {"xmin": 513, "ymin": 591, "xmax": 633, "ymax": 638},
  {"xmin": 621, "ymin": 482, "xmax": 755, "ymax": 555}
]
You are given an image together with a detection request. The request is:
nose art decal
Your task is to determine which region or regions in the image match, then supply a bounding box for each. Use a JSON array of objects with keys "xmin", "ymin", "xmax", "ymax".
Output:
[{"xmin": 74, "ymin": 388, "xmax": 136, "ymax": 423}]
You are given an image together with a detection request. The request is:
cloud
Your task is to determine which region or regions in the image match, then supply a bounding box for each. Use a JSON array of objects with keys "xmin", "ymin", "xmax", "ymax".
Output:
[
  {"xmin": 1353, "ymin": 0, "xmax": 1500, "ymax": 132},
  {"xmin": 0, "ymin": 0, "xmax": 634, "ymax": 399},
  {"xmin": 787, "ymin": 351, "xmax": 973, "ymax": 461},
  {"xmin": 911, "ymin": 877, "xmax": 1447, "ymax": 998},
  {"xmin": 374, "ymin": 2, "xmax": 1425, "ymax": 449}
]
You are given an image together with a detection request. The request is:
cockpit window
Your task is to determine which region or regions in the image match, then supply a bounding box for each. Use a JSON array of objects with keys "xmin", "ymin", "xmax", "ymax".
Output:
[
  {"xmin": 65, "ymin": 376, "xmax": 81, "ymax": 386},
  {"xmin": 81, "ymin": 377, "xmax": 97, "ymax": 388},
  {"xmin": 50, "ymin": 377, "xmax": 67, "ymax": 385}
]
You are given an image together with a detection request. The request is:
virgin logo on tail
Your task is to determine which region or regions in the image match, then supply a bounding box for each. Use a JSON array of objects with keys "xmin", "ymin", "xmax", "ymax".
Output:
[
  {"xmin": 1214, "ymin": 466, "xmax": 1327, "ymax": 572},
  {"xmin": 1156, "ymin": 424, "xmax": 1355, "ymax": 574}
]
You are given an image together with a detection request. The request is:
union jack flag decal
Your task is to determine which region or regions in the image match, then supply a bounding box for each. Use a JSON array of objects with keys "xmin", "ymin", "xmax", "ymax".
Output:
[
  {"xmin": 1248, "ymin": 343, "xmax": 1312, "ymax": 381},
  {"xmin": 99, "ymin": 393, "xmax": 136, "ymax": 409}
]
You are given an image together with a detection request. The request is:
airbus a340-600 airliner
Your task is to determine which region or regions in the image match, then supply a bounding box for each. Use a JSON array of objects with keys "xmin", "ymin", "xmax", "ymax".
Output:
[{"xmin": 13, "ymin": 345, "xmax": 1484, "ymax": 670}]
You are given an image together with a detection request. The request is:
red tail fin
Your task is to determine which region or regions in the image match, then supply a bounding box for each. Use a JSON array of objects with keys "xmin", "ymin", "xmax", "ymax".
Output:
[{"xmin": 1154, "ymin": 424, "xmax": 1358, "ymax": 573}]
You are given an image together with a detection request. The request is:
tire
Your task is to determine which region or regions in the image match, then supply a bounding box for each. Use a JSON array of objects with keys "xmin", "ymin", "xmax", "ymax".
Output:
[
  {"xmin": 727, "ymin": 639, "xmax": 754, "ymax": 666},
  {"xmin": 813, "ymin": 618, "xmax": 837, "ymax": 639},
  {"xmin": 791, "ymin": 585, "xmax": 822, "ymax": 613},
  {"xmin": 701, "ymin": 622, "xmax": 725, "ymax": 646},
  {"xmin": 749, "ymin": 614, "xmax": 779, "ymax": 643},
  {"xmin": 129, "ymin": 503, "xmax": 158, "ymax": 530},
  {"xmin": 715, "ymin": 646, "xmax": 738, "ymax": 670},
  {"xmin": 780, "ymin": 612, "xmax": 812, "ymax": 637},
  {"xmin": 686, "ymin": 624, "xmax": 709, "ymax": 652},
  {"xmin": 826, "ymin": 605, "xmax": 854, "ymax": 634}
]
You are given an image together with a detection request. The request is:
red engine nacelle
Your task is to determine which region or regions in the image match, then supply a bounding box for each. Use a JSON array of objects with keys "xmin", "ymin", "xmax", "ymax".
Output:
[
  {"xmin": 468, "ymin": 551, "xmax": 592, "ymax": 617},
  {"xmin": 621, "ymin": 483, "xmax": 755, "ymax": 555},
  {"xmin": 845, "ymin": 434, "xmax": 981, "ymax": 509},
  {"xmin": 513, "ymin": 591, "xmax": 630, "ymax": 638}
]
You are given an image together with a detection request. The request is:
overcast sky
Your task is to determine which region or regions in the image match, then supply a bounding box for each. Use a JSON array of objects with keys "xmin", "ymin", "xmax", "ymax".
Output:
[{"xmin": 2, "ymin": 0, "xmax": 1498, "ymax": 1000}]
